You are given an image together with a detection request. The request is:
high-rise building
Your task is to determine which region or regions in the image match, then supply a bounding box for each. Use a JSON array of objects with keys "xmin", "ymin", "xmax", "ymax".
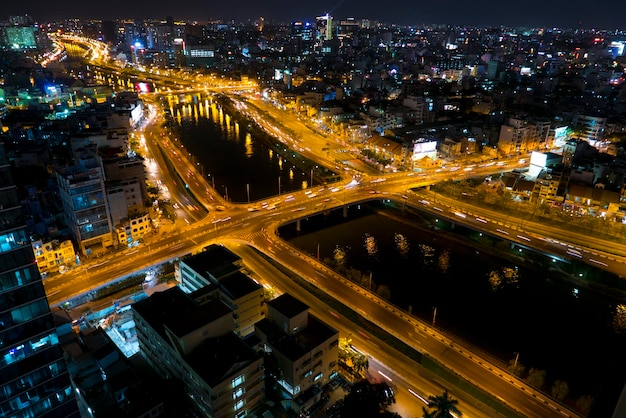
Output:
[
  {"xmin": 0, "ymin": 144, "xmax": 79, "ymax": 417},
  {"xmin": 56, "ymin": 154, "xmax": 114, "ymax": 256},
  {"xmin": 316, "ymin": 14, "xmax": 333, "ymax": 41}
]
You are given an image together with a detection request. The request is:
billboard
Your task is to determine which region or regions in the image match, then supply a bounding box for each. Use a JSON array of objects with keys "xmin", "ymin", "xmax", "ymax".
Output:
[
  {"xmin": 412, "ymin": 140, "xmax": 437, "ymax": 161},
  {"xmin": 530, "ymin": 151, "xmax": 547, "ymax": 168},
  {"xmin": 135, "ymin": 82, "xmax": 151, "ymax": 94}
]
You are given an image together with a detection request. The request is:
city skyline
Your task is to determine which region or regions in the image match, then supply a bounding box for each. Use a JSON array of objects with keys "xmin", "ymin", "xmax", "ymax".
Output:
[{"xmin": 1, "ymin": 0, "xmax": 624, "ymax": 30}]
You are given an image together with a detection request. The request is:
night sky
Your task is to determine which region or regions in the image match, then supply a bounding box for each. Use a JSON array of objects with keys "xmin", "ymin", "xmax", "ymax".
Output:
[{"xmin": 2, "ymin": 0, "xmax": 623, "ymax": 29}]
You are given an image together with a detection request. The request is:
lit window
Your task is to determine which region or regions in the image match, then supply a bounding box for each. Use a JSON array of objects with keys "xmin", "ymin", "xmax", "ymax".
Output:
[
  {"xmin": 314, "ymin": 373, "xmax": 323, "ymax": 381},
  {"xmin": 232, "ymin": 375, "xmax": 244, "ymax": 388},
  {"xmin": 234, "ymin": 399, "xmax": 244, "ymax": 411},
  {"xmin": 233, "ymin": 387, "xmax": 244, "ymax": 399}
]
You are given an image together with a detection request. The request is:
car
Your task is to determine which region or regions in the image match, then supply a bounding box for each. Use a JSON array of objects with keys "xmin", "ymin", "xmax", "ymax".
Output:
[
  {"xmin": 382, "ymin": 383, "xmax": 394, "ymax": 400},
  {"xmin": 215, "ymin": 205, "xmax": 226, "ymax": 211}
]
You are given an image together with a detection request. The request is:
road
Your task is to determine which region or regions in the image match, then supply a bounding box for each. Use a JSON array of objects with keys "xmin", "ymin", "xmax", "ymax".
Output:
[
  {"xmin": 45, "ymin": 36, "xmax": 600, "ymax": 418},
  {"xmin": 227, "ymin": 242, "xmax": 501, "ymax": 418}
]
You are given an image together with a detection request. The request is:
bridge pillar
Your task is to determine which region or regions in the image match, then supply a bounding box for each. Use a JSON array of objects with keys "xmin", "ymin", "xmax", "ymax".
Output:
[{"xmin": 296, "ymin": 219, "xmax": 301, "ymax": 232}]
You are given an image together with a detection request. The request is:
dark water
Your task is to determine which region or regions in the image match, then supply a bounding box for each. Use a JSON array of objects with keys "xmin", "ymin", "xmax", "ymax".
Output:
[
  {"xmin": 170, "ymin": 93, "xmax": 625, "ymax": 411},
  {"xmin": 279, "ymin": 201, "xmax": 626, "ymax": 404},
  {"xmin": 168, "ymin": 94, "xmax": 330, "ymax": 202}
]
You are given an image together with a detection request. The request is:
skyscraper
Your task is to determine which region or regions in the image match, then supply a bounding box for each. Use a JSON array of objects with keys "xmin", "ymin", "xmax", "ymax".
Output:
[{"xmin": 0, "ymin": 143, "xmax": 79, "ymax": 417}]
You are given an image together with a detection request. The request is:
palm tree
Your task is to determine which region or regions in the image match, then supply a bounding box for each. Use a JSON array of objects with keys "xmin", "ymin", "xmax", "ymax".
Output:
[
  {"xmin": 421, "ymin": 406, "xmax": 437, "ymax": 418},
  {"xmin": 424, "ymin": 390, "xmax": 462, "ymax": 417}
]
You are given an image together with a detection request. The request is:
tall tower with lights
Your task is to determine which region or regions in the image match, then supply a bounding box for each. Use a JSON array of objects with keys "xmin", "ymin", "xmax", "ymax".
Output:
[{"xmin": 0, "ymin": 143, "xmax": 79, "ymax": 417}]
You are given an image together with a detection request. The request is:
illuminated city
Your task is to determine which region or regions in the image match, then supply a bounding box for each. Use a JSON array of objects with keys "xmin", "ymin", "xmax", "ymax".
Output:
[{"xmin": 1, "ymin": 7, "xmax": 626, "ymax": 418}]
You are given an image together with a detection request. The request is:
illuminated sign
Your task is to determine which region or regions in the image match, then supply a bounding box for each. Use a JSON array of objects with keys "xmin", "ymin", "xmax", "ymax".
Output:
[
  {"xmin": 530, "ymin": 151, "xmax": 547, "ymax": 168},
  {"xmin": 412, "ymin": 140, "xmax": 437, "ymax": 161},
  {"xmin": 553, "ymin": 126, "xmax": 568, "ymax": 147},
  {"xmin": 135, "ymin": 82, "xmax": 151, "ymax": 93}
]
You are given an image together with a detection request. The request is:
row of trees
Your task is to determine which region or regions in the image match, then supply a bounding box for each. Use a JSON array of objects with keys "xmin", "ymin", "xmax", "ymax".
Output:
[
  {"xmin": 341, "ymin": 379, "xmax": 462, "ymax": 418},
  {"xmin": 507, "ymin": 358, "xmax": 594, "ymax": 415}
]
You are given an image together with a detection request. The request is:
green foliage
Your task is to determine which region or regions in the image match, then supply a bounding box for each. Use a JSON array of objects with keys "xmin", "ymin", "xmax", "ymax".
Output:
[
  {"xmin": 376, "ymin": 284, "xmax": 392, "ymax": 300},
  {"xmin": 438, "ymin": 250, "xmax": 450, "ymax": 273},
  {"xmin": 575, "ymin": 395, "xmax": 594, "ymax": 416},
  {"xmin": 507, "ymin": 359, "xmax": 525, "ymax": 377},
  {"xmin": 526, "ymin": 368, "xmax": 546, "ymax": 389},
  {"xmin": 345, "ymin": 267, "xmax": 363, "ymax": 283},
  {"xmin": 551, "ymin": 380, "xmax": 569, "ymax": 401},
  {"xmin": 423, "ymin": 390, "xmax": 462, "ymax": 418},
  {"xmin": 360, "ymin": 148, "xmax": 392, "ymax": 167},
  {"xmin": 612, "ymin": 304, "xmax": 626, "ymax": 334},
  {"xmin": 341, "ymin": 380, "xmax": 399, "ymax": 418}
]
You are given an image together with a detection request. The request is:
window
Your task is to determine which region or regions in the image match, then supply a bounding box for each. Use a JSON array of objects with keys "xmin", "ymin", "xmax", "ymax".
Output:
[
  {"xmin": 313, "ymin": 372, "xmax": 323, "ymax": 381},
  {"xmin": 232, "ymin": 387, "xmax": 244, "ymax": 399},
  {"xmin": 234, "ymin": 399, "xmax": 244, "ymax": 411},
  {"xmin": 231, "ymin": 375, "xmax": 244, "ymax": 388}
]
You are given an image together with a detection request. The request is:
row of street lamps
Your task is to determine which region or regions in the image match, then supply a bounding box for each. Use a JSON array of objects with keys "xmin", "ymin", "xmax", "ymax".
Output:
[{"xmin": 208, "ymin": 170, "xmax": 317, "ymax": 203}]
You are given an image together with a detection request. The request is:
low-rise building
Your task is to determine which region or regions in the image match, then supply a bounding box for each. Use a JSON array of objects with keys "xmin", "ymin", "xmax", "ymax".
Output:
[
  {"xmin": 133, "ymin": 287, "xmax": 264, "ymax": 417},
  {"xmin": 115, "ymin": 213, "xmax": 152, "ymax": 246},
  {"xmin": 191, "ymin": 271, "xmax": 265, "ymax": 338},
  {"xmin": 176, "ymin": 244, "xmax": 242, "ymax": 292},
  {"xmin": 255, "ymin": 293, "xmax": 338, "ymax": 414},
  {"xmin": 32, "ymin": 238, "xmax": 76, "ymax": 275}
]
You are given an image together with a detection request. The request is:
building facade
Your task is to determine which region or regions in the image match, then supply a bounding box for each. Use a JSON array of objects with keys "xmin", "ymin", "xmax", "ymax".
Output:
[
  {"xmin": 133, "ymin": 287, "xmax": 264, "ymax": 417},
  {"xmin": 56, "ymin": 157, "xmax": 114, "ymax": 256},
  {"xmin": 0, "ymin": 145, "xmax": 79, "ymax": 417},
  {"xmin": 255, "ymin": 294, "xmax": 338, "ymax": 413}
]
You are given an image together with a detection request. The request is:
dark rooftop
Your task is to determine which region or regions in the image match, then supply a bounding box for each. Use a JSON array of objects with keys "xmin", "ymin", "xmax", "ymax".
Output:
[
  {"xmin": 185, "ymin": 332, "xmax": 261, "ymax": 388},
  {"xmin": 182, "ymin": 244, "xmax": 242, "ymax": 281},
  {"xmin": 267, "ymin": 293, "xmax": 309, "ymax": 319},
  {"xmin": 217, "ymin": 271, "xmax": 262, "ymax": 300},
  {"xmin": 133, "ymin": 287, "xmax": 232, "ymax": 340},
  {"xmin": 255, "ymin": 315, "xmax": 337, "ymax": 362}
]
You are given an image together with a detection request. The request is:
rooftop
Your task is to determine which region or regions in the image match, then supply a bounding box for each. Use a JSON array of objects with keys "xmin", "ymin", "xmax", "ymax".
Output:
[
  {"xmin": 256, "ymin": 314, "xmax": 337, "ymax": 362},
  {"xmin": 267, "ymin": 293, "xmax": 309, "ymax": 319},
  {"xmin": 185, "ymin": 332, "xmax": 261, "ymax": 387},
  {"xmin": 217, "ymin": 271, "xmax": 262, "ymax": 300},
  {"xmin": 182, "ymin": 244, "xmax": 242, "ymax": 280},
  {"xmin": 132, "ymin": 286, "xmax": 232, "ymax": 340}
]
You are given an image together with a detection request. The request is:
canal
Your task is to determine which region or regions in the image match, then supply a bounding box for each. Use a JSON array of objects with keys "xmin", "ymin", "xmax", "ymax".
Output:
[{"xmin": 172, "ymin": 94, "xmax": 625, "ymax": 413}]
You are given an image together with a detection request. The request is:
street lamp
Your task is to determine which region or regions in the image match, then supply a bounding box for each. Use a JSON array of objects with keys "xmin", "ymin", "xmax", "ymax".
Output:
[
  {"xmin": 278, "ymin": 176, "xmax": 281, "ymax": 195},
  {"xmin": 246, "ymin": 183, "xmax": 250, "ymax": 203},
  {"xmin": 208, "ymin": 174, "xmax": 215, "ymax": 189},
  {"xmin": 222, "ymin": 185, "xmax": 228, "ymax": 201}
]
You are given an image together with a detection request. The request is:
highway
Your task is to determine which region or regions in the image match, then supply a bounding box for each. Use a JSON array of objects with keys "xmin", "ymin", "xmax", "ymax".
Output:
[{"xmin": 43, "ymin": 35, "xmax": 607, "ymax": 418}]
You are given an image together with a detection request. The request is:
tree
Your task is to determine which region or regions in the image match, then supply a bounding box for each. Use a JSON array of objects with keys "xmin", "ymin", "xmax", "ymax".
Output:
[
  {"xmin": 341, "ymin": 380, "xmax": 400, "ymax": 418},
  {"xmin": 526, "ymin": 368, "xmax": 546, "ymax": 389},
  {"xmin": 551, "ymin": 380, "xmax": 569, "ymax": 401},
  {"xmin": 576, "ymin": 395, "xmax": 594, "ymax": 416},
  {"xmin": 423, "ymin": 390, "xmax": 462, "ymax": 418},
  {"xmin": 421, "ymin": 407, "xmax": 437, "ymax": 418},
  {"xmin": 507, "ymin": 358, "xmax": 525, "ymax": 377},
  {"xmin": 438, "ymin": 250, "xmax": 450, "ymax": 273},
  {"xmin": 612, "ymin": 304, "xmax": 626, "ymax": 334},
  {"xmin": 377, "ymin": 285, "xmax": 392, "ymax": 300}
]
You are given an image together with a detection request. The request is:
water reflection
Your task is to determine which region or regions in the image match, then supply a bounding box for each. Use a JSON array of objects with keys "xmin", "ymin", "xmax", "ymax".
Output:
[
  {"xmin": 245, "ymin": 133, "xmax": 253, "ymax": 157},
  {"xmin": 170, "ymin": 93, "xmax": 318, "ymax": 202},
  {"xmin": 280, "ymin": 202, "xmax": 626, "ymax": 400}
]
